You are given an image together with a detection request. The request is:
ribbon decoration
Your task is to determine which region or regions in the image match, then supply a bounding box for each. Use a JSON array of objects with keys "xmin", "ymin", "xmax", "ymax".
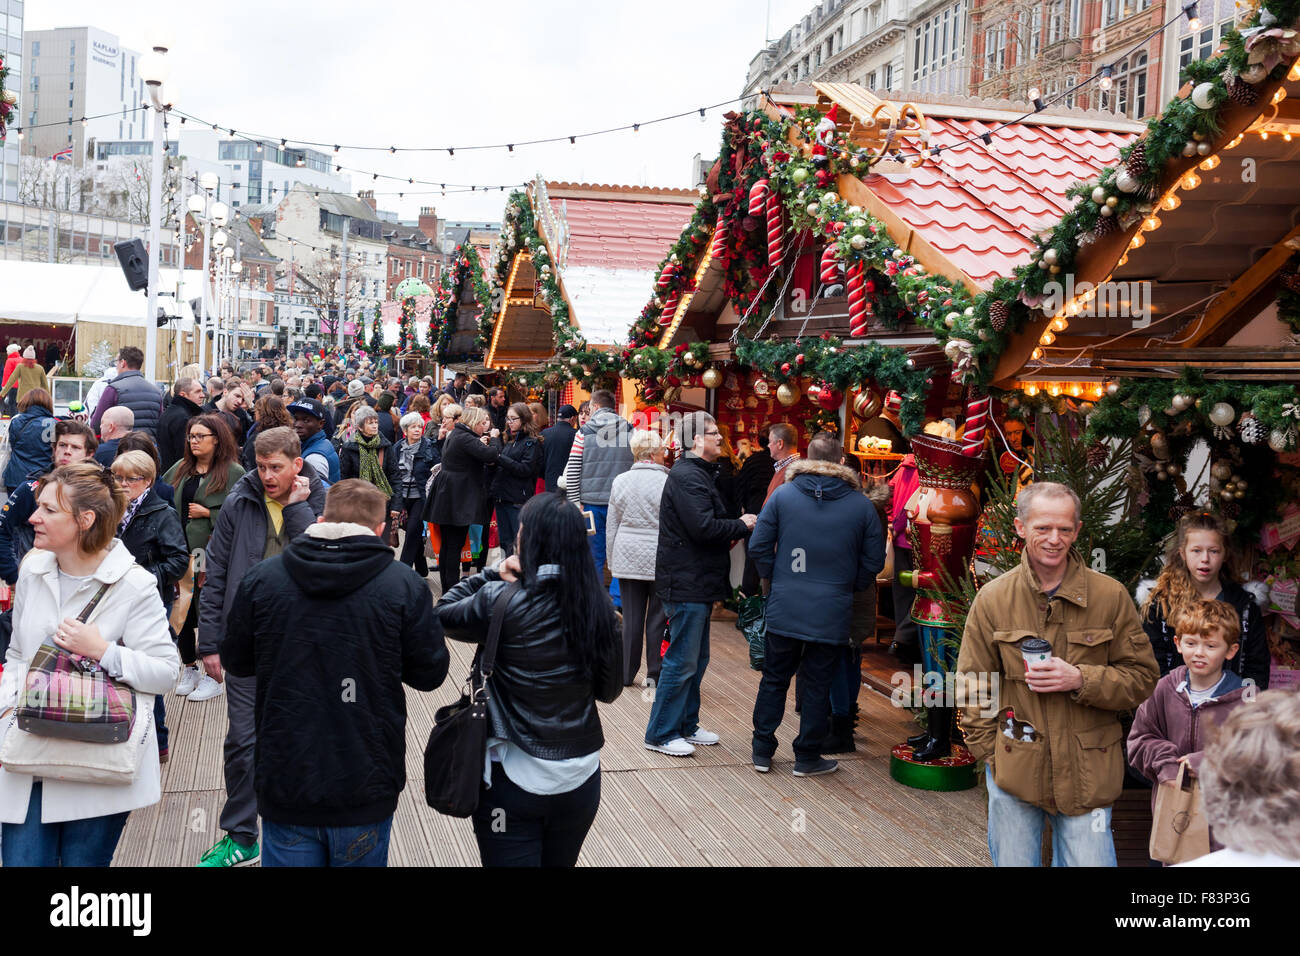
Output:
[{"xmin": 944, "ymin": 338, "xmax": 976, "ymax": 381}]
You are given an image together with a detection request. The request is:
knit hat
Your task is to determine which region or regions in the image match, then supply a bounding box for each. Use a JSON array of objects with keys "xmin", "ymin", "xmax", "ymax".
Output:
[
  {"xmin": 6, "ymin": 344, "xmax": 18, "ymax": 354},
  {"xmin": 22, "ymin": 346, "xmax": 35, "ymax": 359},
  {"xmin": 348, "ymin": 379, "xmax": 364, "ymax": 397}
]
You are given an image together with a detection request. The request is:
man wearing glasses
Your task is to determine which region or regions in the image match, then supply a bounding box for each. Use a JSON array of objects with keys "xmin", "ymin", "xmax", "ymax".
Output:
[{"xmin": 645, "ymin": 412, "xmax": 757, "ymax": 757}]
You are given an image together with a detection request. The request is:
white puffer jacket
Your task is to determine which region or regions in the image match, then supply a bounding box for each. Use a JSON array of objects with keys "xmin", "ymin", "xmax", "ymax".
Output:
[
  {"xmin": 606, "ymin": 461, "xmax": 670, "ymax": 582},
  {"xmin": 0, "ymin": 540, "xmax": 179, "ymax": 824}
]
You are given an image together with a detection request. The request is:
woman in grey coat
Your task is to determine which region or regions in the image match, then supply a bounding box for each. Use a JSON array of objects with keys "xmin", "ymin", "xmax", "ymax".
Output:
[{"xmin": 606, "ymin": 429, "xmax": 670, "ymax": 686}]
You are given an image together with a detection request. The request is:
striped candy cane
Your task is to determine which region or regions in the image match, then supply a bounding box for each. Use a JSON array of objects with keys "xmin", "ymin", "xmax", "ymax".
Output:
[
  {"xmin": 962, "ymin": 394, "xmax": 991, "ymax": 456},
  {"xmin": 658, "ymin": 290, "xmax": 680, "ymax": 326},
  {"xmin": 656, "ymin": 261, "xmax": 675, "ymax": 290},
  {"xmin": 847, "ymin": 260, "xmax": 869, "ymax": 336},
  {"xmin": 748, "ymin": 178, "xmax": 770, "ymax": 216},
  {"xmin": 820, "ymin": 243, "xmax": 841, "ymax": 285},
  {"xmin": 710, "ymin": 214, "xmax": 730, "ymax": 258},
  {"xmin": 766, "ymin": 191, "xmax": 782, "ymax": 268}
]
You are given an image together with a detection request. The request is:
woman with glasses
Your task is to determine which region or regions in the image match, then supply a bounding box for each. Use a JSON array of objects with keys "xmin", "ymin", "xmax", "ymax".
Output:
[
  {"xmin": 488, "ymin": 403, "xmax": 543, "ymax": 558},
  {"xmin": 112, "ymin": 450, "xmax": 190, "ymax": 763},
  {"xmin": 162, "ymin": 415, "xmax": 245, "ymax": 702}
]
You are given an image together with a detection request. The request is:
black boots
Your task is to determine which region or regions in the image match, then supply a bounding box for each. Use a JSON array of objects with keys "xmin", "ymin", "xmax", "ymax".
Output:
[
  {"xmin": 822, "ymin": 715, "xmax": 856, "ymax": 754},
  {"xmin": 909, "ymin": 706, "xmax": 953, "ymax": 763}
]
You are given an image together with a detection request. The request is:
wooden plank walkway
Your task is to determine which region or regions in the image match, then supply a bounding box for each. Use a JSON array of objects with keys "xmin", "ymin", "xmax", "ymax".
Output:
[{"xmin": 114, "ymin": 609, "xmax": 991, "ymax": 867}]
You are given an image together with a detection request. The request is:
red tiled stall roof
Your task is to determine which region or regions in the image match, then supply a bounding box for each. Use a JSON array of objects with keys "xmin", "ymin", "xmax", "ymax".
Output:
[
  {"xmin": 548, "ymin": 198, "xmax": 697, "ymax": 271},
  {"xmin": 863, "ymin": 117, "xmax": 1139, "ymax": 289}
]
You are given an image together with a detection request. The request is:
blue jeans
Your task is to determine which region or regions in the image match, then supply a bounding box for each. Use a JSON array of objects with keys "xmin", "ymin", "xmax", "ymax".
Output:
[
  {"xmin": 985, "ymin": 765, "xmax": 1117, "ymax": 866},
  {"xmin": 1, "ymin": 782, "xmax": 129, "ymax": 867},
  {"xmin": 585, "ymin": 504, "xmax": 621, "ymax": 608},
  {"xmin": 645, "ymin": 601, "xmax": 711, "ymax": 745},
  {"xmin": 261, "ymin": 817, "xmax": 394, "ymax": 867},
  {"xmin": 829, "ymin": 645, "xmax": 862, "ymax": 717}
]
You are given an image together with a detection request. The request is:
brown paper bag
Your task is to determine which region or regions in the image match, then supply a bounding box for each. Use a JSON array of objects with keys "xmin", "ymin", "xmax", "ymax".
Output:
[
  {"xmin": 170, "ymin": 555, "xmax": 195, "ymax": 634},
  {"xmin": 1149, "ymin": 761, "xmax": 1210, "ymax": 864}
]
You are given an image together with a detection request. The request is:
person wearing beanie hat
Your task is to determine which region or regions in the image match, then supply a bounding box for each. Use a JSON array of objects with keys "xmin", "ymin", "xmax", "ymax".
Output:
[
  {"xmin": 0, "ymin": 347, "xmax": 50, "ymax": 406},
  {"xmin": 2, "ymin": 345, "xmax": 22, "ymax": 416}
]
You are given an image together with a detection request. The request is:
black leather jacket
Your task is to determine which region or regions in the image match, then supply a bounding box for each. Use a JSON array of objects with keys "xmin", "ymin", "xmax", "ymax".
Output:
[{"xmin": 437, "ymin": 566, "xmax": 623, "ymax": 759}]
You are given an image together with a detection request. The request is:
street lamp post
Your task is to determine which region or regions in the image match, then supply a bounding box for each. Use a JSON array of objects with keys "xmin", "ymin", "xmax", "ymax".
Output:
[
  {"xmin": 140, "ymin": 39, "xmax": 176, "ymax": 383},
  {"xmin": 338, "ymin": 217, "xmax": 349, "ymax": 351}
]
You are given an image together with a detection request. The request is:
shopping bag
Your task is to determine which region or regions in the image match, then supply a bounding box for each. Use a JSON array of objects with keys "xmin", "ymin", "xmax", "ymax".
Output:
[
  {"xmin": 735, "ymin": 594, "xmax": 767, "ymax": 671},
  {"xmin": 1149, "ymin": 761, "xmax": 1211, "ymax": 864},
  {"xmin": 170, "ymin": 554, "xmax": 195, "ymax": 634}
]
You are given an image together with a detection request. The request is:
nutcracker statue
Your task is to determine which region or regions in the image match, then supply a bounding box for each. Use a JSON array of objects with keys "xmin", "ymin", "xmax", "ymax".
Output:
[{"xmin": 890, "ymin": 405, "xmax": 987, "ymax": 791}]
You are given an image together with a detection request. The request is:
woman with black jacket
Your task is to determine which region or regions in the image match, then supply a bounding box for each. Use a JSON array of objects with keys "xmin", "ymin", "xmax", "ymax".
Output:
[
  {"xmin": 489, "ymin": 402, "xmax": 543, "ymax": 556},
  {"xmin": 340, "ymin": 405, "xmax": 401, "ymax": 540},
  {"xmin": 394, "ymin": 411, "xmax": 439, "ymax": 576},
  {"xmin": 438, "ymin": 493, "xmax": 622, "ymax": 867},
  {"xmin": 426, "ymin": 405, "xmax": 500, "ymax": 595}
]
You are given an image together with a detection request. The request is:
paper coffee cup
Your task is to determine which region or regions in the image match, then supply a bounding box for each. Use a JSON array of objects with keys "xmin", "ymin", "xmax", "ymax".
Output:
[{"xmin": 1020, "ymin": 637, "xmax": 1052, "ymax": 667}]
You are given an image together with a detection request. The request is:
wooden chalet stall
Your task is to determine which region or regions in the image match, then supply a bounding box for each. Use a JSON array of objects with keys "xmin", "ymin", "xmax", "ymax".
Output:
[{"xmin": 481, "ymin": 178, "xmax": 696, "ymax": 408}]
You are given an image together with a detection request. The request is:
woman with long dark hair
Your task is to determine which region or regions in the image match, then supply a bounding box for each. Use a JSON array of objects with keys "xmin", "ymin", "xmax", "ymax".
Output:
[
  {"xmin": 162, "ymin": 413, "xmax": 244, "ymax": 701},
  {"xmin": 488, "ymin": 402, "xmax": 543, "ymax": 557},
  {"xmin": 437, "ymin": 493, "xmax": 622, "ymax": 867}
]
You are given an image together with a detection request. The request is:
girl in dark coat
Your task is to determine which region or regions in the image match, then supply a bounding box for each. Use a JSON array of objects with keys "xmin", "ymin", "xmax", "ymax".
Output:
[
  {"xmin": 488, "ymin": 402, "xmax": 543, "ymax": 556},
  {"xmin": 426, "ymin": 406, "xmax": 499, "ymax": 595}
]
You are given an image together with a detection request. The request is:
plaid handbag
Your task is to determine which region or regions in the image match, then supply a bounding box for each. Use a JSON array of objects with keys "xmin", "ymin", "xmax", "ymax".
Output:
[{"xmin": 14, "ymin": 583, "xmax": 138, "ymax": 743}]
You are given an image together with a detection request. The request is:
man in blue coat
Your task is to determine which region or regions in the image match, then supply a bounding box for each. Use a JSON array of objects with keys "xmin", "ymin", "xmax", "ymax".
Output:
[{"xmin": 748, "ymin": 432, "xmax": 885, "ymax": 777}]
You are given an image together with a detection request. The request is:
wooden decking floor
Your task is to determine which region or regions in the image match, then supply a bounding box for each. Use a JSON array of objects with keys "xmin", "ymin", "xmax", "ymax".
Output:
[{"xmin": 113, "ymin": 612, "xmax": 991, "ymax": 867}]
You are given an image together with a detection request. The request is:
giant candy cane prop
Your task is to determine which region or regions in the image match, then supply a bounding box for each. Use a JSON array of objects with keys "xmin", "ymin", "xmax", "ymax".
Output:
[
  {"xmin": 766, "ymin": 192, "xmax": 782, "ymax": 269},
  {"xmin": 820, "ymin": 244, "xmax": 840, "ymax": 285},
  {"xmin": 847, "ymin": 260, "xmax": 870, "ymax": 337},
  {"xmin": 961, "ymin": 394, "xmax": 991, "ymax": 457}
]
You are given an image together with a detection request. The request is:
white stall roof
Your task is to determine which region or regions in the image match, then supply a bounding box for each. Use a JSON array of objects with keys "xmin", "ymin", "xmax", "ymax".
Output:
[{"xmin": 0, "ymin": 261, "xmax": 201, "ymax": 329}]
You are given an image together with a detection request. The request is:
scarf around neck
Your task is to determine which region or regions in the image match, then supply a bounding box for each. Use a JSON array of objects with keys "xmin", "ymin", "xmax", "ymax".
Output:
[{"xmin": 357, "ymin": 432, "xmax": 393, "ymax": 497}]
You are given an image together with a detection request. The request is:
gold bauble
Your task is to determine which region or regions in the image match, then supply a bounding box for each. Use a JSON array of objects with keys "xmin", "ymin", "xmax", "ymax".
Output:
[
  {"xmin": 701, "ymin": 367, "xmax": 723, "ymax": 389},
  {"xmin": 776, "ymin": 383, "xmax": 799, "ymax": 406},
  {"xmin": 852, "ymin": 386, "xmax": 883, "ymax": 421}
]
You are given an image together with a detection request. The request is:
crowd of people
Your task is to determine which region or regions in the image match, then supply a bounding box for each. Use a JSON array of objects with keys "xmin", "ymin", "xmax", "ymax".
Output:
[{"xmin": 0, "ymin": 344, "xmax": 1295, "ymax": 870}]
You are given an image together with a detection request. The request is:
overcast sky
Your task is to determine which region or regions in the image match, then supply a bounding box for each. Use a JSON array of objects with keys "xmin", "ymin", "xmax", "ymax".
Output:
[{"xmin": 27, "ymin": 0, "xmax": 818, "ymax": 224}]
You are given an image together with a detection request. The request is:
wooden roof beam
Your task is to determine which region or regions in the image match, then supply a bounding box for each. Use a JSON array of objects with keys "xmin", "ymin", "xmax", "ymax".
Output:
[{"xmin": 1181, "ymin": 224, "xmax": 1300, "ymax": 348}]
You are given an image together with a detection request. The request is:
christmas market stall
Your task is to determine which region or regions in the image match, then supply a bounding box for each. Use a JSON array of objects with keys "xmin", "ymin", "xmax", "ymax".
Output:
[
  {"xmin": 477, "ymin": 178, "xmax": 697, "ymax": 407},
  {"xmin": 992, "ymin": 17, "xmax": 1300, "ymax": 687}
]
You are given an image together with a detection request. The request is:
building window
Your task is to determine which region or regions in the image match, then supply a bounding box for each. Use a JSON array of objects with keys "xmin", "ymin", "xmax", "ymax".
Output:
[
  {"xmin": 867, "ymin": 70, "xmax": 877, "ymax": 88},
  {"xmin": 31, "ymin": 40, "xmax": 38, "ymax": 56},
  {"xmin": 1069, "ymin": 0, "xmax": 1082, "ymax": 35},
  {"xmin": 884, "ymin": 63, "xmax": 893, "ymax": 89},
  {"xmin": 1049, "ymin": 0, "xmax": 1063, "ymax": 43}
]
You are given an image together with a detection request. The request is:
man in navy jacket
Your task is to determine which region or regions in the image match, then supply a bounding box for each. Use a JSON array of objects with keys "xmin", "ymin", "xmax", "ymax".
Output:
[{"xmin": 748, "ymin": 432, "xmax": 885, "ymax": 777}]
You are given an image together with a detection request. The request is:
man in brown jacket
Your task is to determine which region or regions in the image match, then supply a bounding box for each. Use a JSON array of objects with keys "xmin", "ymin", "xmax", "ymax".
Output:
[
  {"xmin": 763, "ymin": 422, "xmax": 800, "ymax": 504},
  {"xmin": 957, "ymin": 481, "xmax": 1158, "ymax": 866}
]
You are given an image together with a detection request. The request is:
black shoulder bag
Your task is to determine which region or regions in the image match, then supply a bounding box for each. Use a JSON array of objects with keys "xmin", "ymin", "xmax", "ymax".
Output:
[{"xmin": 423, "ymin": 581, "xmax": 518, "ymax": 818}]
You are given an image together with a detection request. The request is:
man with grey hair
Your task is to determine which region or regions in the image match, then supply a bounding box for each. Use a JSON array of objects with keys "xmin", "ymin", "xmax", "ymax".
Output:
[
  {"xmin": 93, "ymin": 405, "xmax": 134, "ymax": 466},
  {"xmin": 644, "ymin": 410, "xmax": 757, "ymax": 757},
  {"xmin": 956, "ymin": 480, "xmax": 1158, "ymax": 866}
]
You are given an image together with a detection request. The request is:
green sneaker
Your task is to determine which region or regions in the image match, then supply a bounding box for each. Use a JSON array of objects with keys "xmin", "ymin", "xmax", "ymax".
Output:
[{"xmin": 197, "ymin": 834, "xmax": 260, "ymax": 867}]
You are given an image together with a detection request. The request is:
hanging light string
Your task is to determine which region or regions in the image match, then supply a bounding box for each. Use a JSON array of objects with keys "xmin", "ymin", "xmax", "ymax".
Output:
[
  {"xmin": 10, "ymin": 105, "xmax": 150, "ymax": 139},
  {"xmin": 893, "ymin": 3, "xmax": 1202, "ymax": 162},
  {"xmin": 168, "ymin": 95, "xmax": 740, "ymax": 156}
]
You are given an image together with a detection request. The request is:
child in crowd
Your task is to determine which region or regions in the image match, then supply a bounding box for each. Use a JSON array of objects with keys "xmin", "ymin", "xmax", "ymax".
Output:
[
  {"xmin": 1140, "ymin": 512, "xmax": 1269, "ymax": 689},
  {"xmin": 1128, "ymin": 599, "xmax": 1251, "ymax": 854}
]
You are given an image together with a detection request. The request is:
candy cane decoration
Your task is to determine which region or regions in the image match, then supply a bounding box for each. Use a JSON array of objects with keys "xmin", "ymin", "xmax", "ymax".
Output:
[
  {"xmin": 656, "ymin": 262, "xmax": 675, "ymax": 290},
  {"xmin": 847, "ymin": 260, "xmax": 869, "ymax": 336},
  {"xmin": 961, "ymin": 394, "xmax": 992, "ymax": 457},
  {"xmin": 748, "ymin": 178, "xmax": 770, "ymax": 216},
  {"xmin": 820, "ymin": 244, "xmax": 841, "ymax": 285},
  {"xmin": 766, "ymin": 191, "xmax": 782, "ymax": 268},
  {"xmin": 658, "ymin": 290, "xmax": 680, "ymax": 326},
  {"xmin": 710, "ymin": 214, "xmax": 730, "ymax": 258}
]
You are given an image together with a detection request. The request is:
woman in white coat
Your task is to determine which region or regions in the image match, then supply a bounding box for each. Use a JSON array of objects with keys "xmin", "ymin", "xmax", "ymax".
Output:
[
  {"xmin": 606, "ymin": 429, "xmax": 670, "ymax": 687},
  {"xmin": 0, "ymin": 463, "xmax": 179, "ymax": 866}
]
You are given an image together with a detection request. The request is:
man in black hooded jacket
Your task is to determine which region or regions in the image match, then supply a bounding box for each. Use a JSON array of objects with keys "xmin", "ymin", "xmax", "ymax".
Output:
[{"xmin": 221, "ymin": 479, "xmax": 448, "ymax": 867}]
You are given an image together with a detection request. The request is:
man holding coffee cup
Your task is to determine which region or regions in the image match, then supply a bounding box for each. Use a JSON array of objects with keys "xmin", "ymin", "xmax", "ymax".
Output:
[{"xmin": 956, "ymin": 481, "xmax": 1158, "ymax": 866}]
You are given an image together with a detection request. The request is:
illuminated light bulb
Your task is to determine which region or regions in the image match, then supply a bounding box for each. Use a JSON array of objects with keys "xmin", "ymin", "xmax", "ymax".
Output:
[
  {"xmin": 1162, "ymin": 193, "xmax": 1181, "ymax": 210},
  {"xmin": 1051, "ymin": 317, "xmax": 1069, "ymax": 332},
  {"xmin": 1032, "ymin": 347, "xmax": 1045, "ymax": 360},
  {"xmin": 1225, "ymin": 134, "xmax": 1244, "ymax": 150},
  {"xmin": 1199, "ymin": 155, "xmax": 1220, "ymax": 170},
  {"xmin": 1260, "ymin": 130, "xmax": 1270, "ymax": 140},
  {"xmin": 1047, "ymin": 384, "xmax": 1062, "ymax": 397},
  {"xmin": 1040, "ymin": 331, "xmax": 1056, "ymax": 346},
  {"xmin": 1290, "ymin": 61, "xmax": 1300, "ymax": 82},
  {"xmin": 1025, "ymin": 385, "xmax": 1039, "ymax": 397},
  {"xmin": 1287, "ymin": 133, "xmax": 1295, "ymax": 143},
  {"xmin": 1130, "ymin": 233, "xmax": 1146, "ymax": 249},
  {"xmin": 1142, "ymin": 216, "xmax": 1162, "ymax": 232},
  {"xmin": 1066, "ymin": 300, "xmax": 1080, "ymax": 317},
  {"xmin": 1118, "ymin": 254, "xmax": 1129, "ymax": 266},
  {"xmin": 1068, "ymin": 384, "xmax": 1083, "ymax": 398},
  {"xmin": 1182, "ymin": 172, "xmax": 1201, "ymax": 190},
  {"xmin": 1273, "ymin": 88, "xmax": 1288, "ymax": 105}
]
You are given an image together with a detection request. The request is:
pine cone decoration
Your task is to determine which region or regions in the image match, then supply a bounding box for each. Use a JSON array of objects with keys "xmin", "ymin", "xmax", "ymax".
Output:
[
  {"xmin": 1123, "ymin": 142, "xmax": 1148, "ymax": 179},
  {"xmin": 1093, "ymin": 214, "xmax": 1119, "ymax": 239},
  {"xmin": 1225, "ymin": 74, "xmax": 1260, "ymax": 107},
  {"xmin": 1086, "ymin": 441, "xmax": 1109, "ymax": 468},
  {"xmin": 1282, "ymin": 272, "xmax": 1300, "ymax": 294},
  {"xmin": 1240, "ymin": 414, "xmax": 1267, "ymax": 445},
  {"xmin": 989, "ymin": 299, "xmax": 1009, "ymax": 332}
]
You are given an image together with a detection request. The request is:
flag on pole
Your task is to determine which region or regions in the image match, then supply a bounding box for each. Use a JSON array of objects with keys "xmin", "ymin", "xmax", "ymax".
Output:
[{"xmin": 51, "ymin": 147, "xmax": 73, "ymax": 161}]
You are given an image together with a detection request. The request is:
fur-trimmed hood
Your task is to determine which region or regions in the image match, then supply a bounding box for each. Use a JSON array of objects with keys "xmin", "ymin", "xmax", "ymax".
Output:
[{"xmin": 783, "ymin": 458, "xmax": 860, "ymax": 488}]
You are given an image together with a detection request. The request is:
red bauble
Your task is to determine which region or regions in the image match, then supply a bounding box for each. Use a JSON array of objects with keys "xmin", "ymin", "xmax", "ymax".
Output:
[
  {"xmin": 795, "ymin": 353, "xmax": 805, "ymax": 365},
  {"xmin": 780, "ymin": 362, "xmax": 791, "ymax": 374},
  {"xmin": 817, "ymin": 385, "xmax": 843, "ymax": 411}
]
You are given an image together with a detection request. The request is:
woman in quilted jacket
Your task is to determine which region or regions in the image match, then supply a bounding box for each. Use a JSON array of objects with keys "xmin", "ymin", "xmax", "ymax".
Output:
[{"xmin": 606, "ymin": 429, "xmax": 669, "ymax": 686}]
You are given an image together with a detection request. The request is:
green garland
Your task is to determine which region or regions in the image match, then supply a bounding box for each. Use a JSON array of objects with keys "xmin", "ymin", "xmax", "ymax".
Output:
[
  {"xmin": 429, "ymin": 242, "xmax": 490, "ymax": 362},
  {"xmin": 0, "ymin": 51, "xmax": 12, "ymax": 138},
  {"xmin": 368, "ymin": 303, "xmax": 383, "ymax": 355},
  {"xmin": 396, "ymin": 297, "xmax": 425, "ymax": 355}
]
